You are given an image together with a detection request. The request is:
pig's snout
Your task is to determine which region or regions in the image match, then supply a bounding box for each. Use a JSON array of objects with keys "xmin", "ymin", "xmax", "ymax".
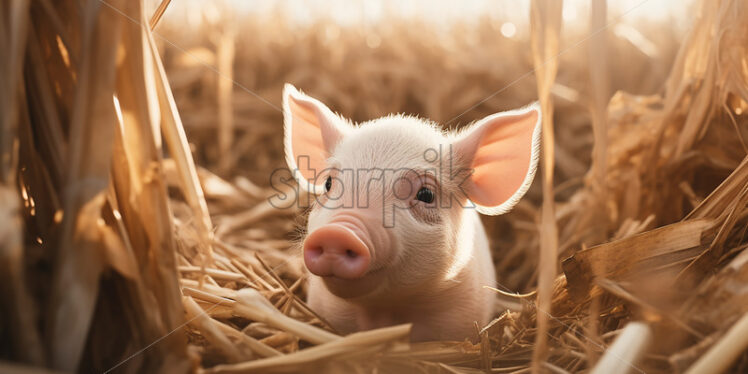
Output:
[{"xmin": 303, "ymin": 224, "xmax": 371, "ymax": 279}]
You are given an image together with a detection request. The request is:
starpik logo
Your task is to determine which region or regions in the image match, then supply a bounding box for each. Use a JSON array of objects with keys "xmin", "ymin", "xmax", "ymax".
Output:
[{"xmin": 267, "ymin": 145, "xmax": 479, "ymax": 227}]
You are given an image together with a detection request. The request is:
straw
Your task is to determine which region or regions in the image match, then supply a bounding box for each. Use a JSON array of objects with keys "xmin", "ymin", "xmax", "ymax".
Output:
[{"xmin": 3, "ymin": 0, "xmax": 748, "ymax": 372}]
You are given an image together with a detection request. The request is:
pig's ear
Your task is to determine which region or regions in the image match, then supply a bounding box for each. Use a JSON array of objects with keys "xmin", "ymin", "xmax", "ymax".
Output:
[
  {"xmin": 452, "ymin": 103, "xmax": 541, "ymax": 216},
  {"xmin": 283, "ymin": 84, "xmax": 350, "ymax": 193}
]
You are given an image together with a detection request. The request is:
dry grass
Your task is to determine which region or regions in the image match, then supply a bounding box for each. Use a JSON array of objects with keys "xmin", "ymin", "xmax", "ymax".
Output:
[{"xmin": 1, "ymin": 0, "xmax": 747, "ymax": 373}]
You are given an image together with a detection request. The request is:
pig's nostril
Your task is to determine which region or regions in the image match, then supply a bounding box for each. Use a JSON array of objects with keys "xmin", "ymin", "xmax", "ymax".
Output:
[
  {"xmin": 303, "ymin": 224, "xmax": 371, "ymax": 279},
  {"xmin": 306, "ymin": 245, "xmax": 323, "ymax": 258}
]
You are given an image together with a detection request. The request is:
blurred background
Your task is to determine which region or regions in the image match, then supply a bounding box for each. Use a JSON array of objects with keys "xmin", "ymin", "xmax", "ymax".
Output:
[
  {"xmin": 5, "ymin": 0, "xmax": 748, "ymax": 372},
  {"xmin": 150, "ymin": 0, "xmax": 694, "ymax": 291}
]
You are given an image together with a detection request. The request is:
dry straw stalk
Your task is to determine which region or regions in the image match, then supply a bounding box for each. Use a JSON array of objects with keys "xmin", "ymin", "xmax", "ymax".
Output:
[{"xmin": 1, "ymin": 0, "xmax": 747, "ymax": 373}]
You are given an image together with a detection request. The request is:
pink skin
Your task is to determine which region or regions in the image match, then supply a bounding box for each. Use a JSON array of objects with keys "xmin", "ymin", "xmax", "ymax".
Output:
[
  {"xmin": 282, "ymin": 84, "xmax": 541, "ymax": 342},
  {"xmin": 304, "ymin": 209, "xmax": 392, "ymax": 300},
  {"xmin": 303, "ymin": 224, "xmax": 371, "ymax": 279}
]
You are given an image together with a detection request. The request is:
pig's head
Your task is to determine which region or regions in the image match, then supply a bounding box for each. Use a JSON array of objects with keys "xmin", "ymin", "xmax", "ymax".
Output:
[{"xmin": 282, "ymin": 84, "xmax": 540, "ymax": 302}]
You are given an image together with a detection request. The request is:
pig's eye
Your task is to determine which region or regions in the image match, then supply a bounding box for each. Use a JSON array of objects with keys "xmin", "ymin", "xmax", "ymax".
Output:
[
  {"xmin": 324, "ymin": 176, "xmax": 332, "ymax": 192},
  {"xmin": 415, "ymin": 187, "xmax": 435, "ymax": 203}
]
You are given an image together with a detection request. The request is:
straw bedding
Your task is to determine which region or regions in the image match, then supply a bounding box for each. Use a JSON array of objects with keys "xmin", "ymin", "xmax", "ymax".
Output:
[{"xmin": 1, "ymin": 0, "xmax": 747, "ymax": 373}]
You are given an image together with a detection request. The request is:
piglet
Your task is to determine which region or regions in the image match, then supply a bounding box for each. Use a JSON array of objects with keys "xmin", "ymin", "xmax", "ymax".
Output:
[{"xmin": 282, "ymin": 84, "xmax": 541, "ymax": 341}]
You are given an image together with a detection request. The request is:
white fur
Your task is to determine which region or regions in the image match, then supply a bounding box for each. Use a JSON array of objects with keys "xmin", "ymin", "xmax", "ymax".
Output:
[
  {"xmin": 283, "ymin": 84, "xmax": 542, "ymax": 341},
  {"xmin": 284, "ymin": 84, "xmax": 541, "ymax": 215}
]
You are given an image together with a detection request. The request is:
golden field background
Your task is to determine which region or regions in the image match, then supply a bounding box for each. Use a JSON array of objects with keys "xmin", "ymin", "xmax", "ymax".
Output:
[
  {"xmin": 157, "ymin": 1, "xmax": 683, "ymax": 292},
  {"xmin": 1, "ymin": 0, "xmax": 747, "ymax": 373}
]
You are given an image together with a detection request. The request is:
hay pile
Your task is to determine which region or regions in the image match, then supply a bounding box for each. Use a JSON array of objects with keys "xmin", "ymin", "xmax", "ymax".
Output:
[{"xmin": 1, "ymin": 0, "xmax": 747, "ymax": 373}]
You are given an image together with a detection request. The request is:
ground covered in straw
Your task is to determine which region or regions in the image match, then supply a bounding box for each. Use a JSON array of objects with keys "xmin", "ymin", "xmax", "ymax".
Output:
[{"xmin": 1, "ymin": 0, "xmax": 747, "ymax": 373}]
